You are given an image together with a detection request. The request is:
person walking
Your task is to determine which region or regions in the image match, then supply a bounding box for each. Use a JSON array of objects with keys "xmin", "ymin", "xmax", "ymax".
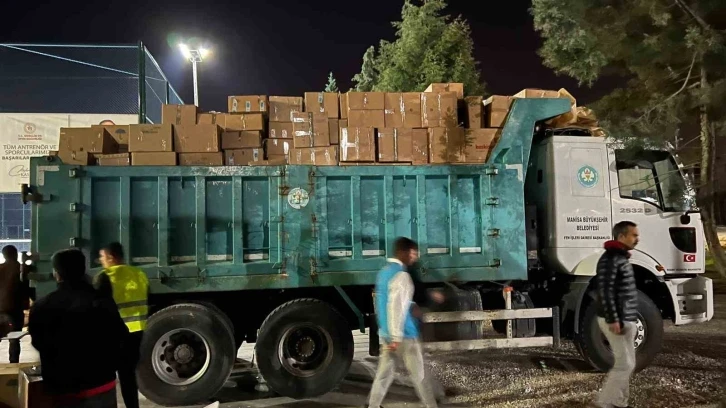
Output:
[
  {"xmin": 591, "ymin": 221, "xmax": 640, "ymax": 408},
  {"xmin": 28, "ymin": 248, "xmax": 127, "ymax": 407},
  {"xmin": 0, "ymin": 245, "xmax": 27, "ymax": 363},
  {"xmin": 367, "ymin": 237, "xmax": 438, "ymax": 408},
  {"xmin": 95, "ymin": 242, "xmax": 149, "ymax": 408}
]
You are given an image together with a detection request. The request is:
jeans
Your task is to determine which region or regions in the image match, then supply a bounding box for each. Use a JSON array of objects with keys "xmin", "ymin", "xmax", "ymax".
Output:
[
  {"xmin": 596, "ymin": 318, "xmax": 637, "ymax": 407},
  {"xmin": 119, "ymin": 331, "xmax": 143, "ymax": 408},
  {"xmin": 368, "ymin": 339, "xmax": 438, "ymax": 408}
]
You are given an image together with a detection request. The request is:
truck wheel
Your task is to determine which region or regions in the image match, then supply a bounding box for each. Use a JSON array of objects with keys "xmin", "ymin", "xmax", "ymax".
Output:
[
  {"xmin": 575, "ymin": 290, "xmax": 663, "ymax": 372},
  {"xmin": 137, "ymin": 303, "xmax": 236, "ymax": 406},
  {"xmin": 255, "ymin": 299, "xmax": 354, "ymax": 399}
]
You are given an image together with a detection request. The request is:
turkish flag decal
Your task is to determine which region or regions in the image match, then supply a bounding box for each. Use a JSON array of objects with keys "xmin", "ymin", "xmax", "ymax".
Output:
[{"xmin": 684, "ymin": 254, "xmax": 696, "ymax": 263}]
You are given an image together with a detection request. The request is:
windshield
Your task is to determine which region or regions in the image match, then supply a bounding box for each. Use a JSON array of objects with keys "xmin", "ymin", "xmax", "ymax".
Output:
[{"xmin": 615, "ymin": 150, "xmax": 691, "ymax": 212}]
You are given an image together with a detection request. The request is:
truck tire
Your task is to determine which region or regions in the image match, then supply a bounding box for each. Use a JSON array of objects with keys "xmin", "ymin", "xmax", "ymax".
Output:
[
  {"xmin": 255, "ymin": 299, "xmax": 354, "ymax": 399},
  {"xmin": 422, "ymin": 287, "xmax": 484, "ymax": 342},
  {"xmin": 137, "ymin": 303, "xmax": 236, "ymax": 406},
  {"xmin": 574, "ymin": 290, "xmax": 663, "ymax": 372}
]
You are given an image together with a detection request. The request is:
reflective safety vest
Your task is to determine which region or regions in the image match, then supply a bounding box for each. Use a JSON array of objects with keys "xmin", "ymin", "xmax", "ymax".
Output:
[{"xmin": 103, "ymin": 265, "xmax": 149, "ymax": 332}]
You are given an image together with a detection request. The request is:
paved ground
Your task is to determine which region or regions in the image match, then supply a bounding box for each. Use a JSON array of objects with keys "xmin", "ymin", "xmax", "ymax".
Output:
[{"xmin": 3, "ymin": 297, "xmax": 725, "ymax": 408}]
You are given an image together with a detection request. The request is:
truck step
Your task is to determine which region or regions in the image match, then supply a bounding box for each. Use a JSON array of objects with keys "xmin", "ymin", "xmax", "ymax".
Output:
[{"xmin": 677, "ymin": 294, "xmax": 704, "ymax": 301}]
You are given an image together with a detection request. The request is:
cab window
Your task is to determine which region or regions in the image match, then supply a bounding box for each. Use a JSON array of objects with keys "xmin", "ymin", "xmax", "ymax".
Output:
[{"xmin": 615, "ymin": 150, "xmax": 688, "ymax": 212}]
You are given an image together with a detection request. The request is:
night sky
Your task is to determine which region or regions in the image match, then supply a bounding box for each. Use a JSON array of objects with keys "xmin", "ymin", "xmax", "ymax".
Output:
[{"xmin": 1, "ymin": 0, "xmax": 617, "ymax": 113}]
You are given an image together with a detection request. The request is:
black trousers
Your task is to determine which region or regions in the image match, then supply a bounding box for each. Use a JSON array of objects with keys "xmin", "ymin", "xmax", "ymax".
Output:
[
  {"xmin": 8, "ymin": 312, "xmax": 24, "ymax": 363},
  {"xmin": 119, "ymin": 331, "xmax": 143, "ymax": 408}
]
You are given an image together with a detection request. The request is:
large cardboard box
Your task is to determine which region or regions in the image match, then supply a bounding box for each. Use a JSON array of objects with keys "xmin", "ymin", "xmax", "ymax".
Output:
[
  {"xmin": 290, "ymin": 146, "xmax": 338, "ymax": 166},
  {"xmin": 57, "ymin": 150, "xmax": 93, "ymax": 165},
  {"xmin": 250, "ymin": 156, "xmax": 288, "ymax": 166},
  {"xmin": 340, "ymin": 93, "xmax": 348, "ymax": 119},
  {"xmin": 131, "ymin": 152, "xmax": 177, "ymax": 166},
  {"xmin": 348, "ymin": 110, "xmax": 385, "ymax": 128},
  {"xmin": 97, "ymin": 153, "xmax": 130, "ymax": 166},
  {"xmin": 328, "ymin": 119, "xmax": 340, "ymax": 145},
  {"xmin": 129, "ymin": 124, "xmax": 174, "ymax": 152},
  {"xmin": 221, "ymin": 131, "xmax": 262, "ymax": 149},
  {"xmin": 1, "ymin": 363, "xmax": 37, "ymax": 408},
  {"xmin": 174, "ymin": 125, "xmax": 221, "ymax": 153},
  {"xmin": 304, "ymin": 92, "xmax": 339, "ymax": 118},
  {"xmin": 91, "ymin": 125, "xmax": 130, "ymax": 150},
  {"xmin": 484, "ymin": 95, "xmax": 514, "ymax": 111},
  {"xmin": 269, "ymin": 122, "xmax": 293, "ymax": 139},
  {"xmin": 225, "ymin": 148, "xmax": 263, "ymax": 166},
  {"xmin": 346, "ymin": 92, "xmax": 385, "ymax": 110},
  {"xmin": 514, "ymin": 89, "xmax": 562, "ymax": 99},
  {"xmin": 340, "ymin": 127, "xmax": 375, "ymax": 162},
  {"xmin": 487, "ymin": 110, "xmax": 508, "ymax": 128},
  {"xmin": 162, "ymin": 104, "xmax": 198, "ymax": 125},
  {"xmin": 428, "ymin": 127, "xmax": 465, "ymax": 164},
  {"xmin": 411, "ymin": 129, "xmax": 429, "ymax": 165},
  {"xmin": 265, "ymin": 138, "xmax": 291, "ymax": 157},
  {"xmin": 463, "ymin": 96, "xmax": 483, "ymax": 128},
  {"xmin": 197, "ymin": 112, "xmax": 224, "ymax": 125},
  {"xmin": 384, "ymin": 93, "xmax": 422, "ymax": 128},
  {"xmin": 425, "ymin": 83, "xmax": 464, "ymax": 99},
  {"xmin": 484, "ymin": 95, "xmax": 514, "ymax": 128},
  {"xmin": 378, "ymin": 128, "xmax": 429, "ymax": 164},
  {"xmin": 228, "ymin": 95, "xmax": 268, "ymax": 113},
  {"xmin": 18, "ymin": 366, "xmax": 54, "ymax": 408},
  {"xmin": 269, "ymin": 96, "xmax": 303, "ymax": 122},
  {"xmin": 220, "ymin": 113, "xmax": 266, "ymax": 131},
  {"xmin": 421, "ymin": 92, "xmax": 458, "ymax": 128},
  {"xmin": 292, "ymin": 112, "xmax": 330, "ymax": 148},
  {"xmin": 179, "ymin": 152, "xmax": 224, "ymax": 166},
  {"xmin": 462, "ymin": 129, "xmax": 500, "ymax": 163},
  {"xmin": 59, "ymin": 127, "xmax": 118, "ymax": 154}
]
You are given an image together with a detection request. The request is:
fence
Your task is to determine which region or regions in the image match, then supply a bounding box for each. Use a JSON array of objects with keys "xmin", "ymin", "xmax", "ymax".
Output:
[{"xmin": 0, "ymin": 42, "xmax": 183, "ymax": 245}]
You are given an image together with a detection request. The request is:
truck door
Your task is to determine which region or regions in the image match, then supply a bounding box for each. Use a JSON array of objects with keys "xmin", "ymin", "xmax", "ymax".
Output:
[{"xmin": 607, "ymin": 147, "xmax": 704, "ymax": 273}]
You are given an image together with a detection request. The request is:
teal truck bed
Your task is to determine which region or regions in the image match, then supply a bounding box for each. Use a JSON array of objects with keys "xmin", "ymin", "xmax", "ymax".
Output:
[{"xmin": 26, "ymin": 98, "xmax": 569, "ymax": 296}]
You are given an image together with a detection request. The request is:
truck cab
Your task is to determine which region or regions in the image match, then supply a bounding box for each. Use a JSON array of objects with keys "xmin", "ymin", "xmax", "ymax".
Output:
[{"xmin": 526, "ymin": 129, "xmax": 713, "ymax": 370}]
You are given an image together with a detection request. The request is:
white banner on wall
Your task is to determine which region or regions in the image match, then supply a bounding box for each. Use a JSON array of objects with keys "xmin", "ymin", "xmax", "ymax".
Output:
[{"xmin": 0, "ymin": 113, "xmax": 138, "ymax": 193}]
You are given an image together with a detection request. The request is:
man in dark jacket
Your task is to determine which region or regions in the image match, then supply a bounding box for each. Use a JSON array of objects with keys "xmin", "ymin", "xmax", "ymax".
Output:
[
  {"xmin": 592, "ymin": 221, "xmax": 639, "ymax": 408},
  {"xmin": 28, "ymin": 248, "xmax": 128, "ymax": 407},
  {"xmin": 0, "ymin": 245, "xmax": 26, "ymax": 363}
]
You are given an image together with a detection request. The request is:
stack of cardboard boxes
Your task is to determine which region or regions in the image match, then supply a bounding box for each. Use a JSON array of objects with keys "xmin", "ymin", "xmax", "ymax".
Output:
[{"xmin": 54, "ymin": 84, "xmax": 569, "ymax": 167}]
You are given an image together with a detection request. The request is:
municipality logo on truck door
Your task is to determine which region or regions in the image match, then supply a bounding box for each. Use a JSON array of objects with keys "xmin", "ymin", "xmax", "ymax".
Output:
[{"xmin": 577, "ymin": 165, "xmax": 599, "ymax": 188}]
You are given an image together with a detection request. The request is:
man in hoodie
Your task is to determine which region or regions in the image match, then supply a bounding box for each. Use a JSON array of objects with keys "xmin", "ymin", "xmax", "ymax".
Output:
[
  {"xmin": 367, "ymin": 237, "xmax": 437, "ymax": 408},
  {"xmin": 592, "ymin": 221, "xmax": 639, "ymax": 408},
  {"xmin": 0, "ymin": 245, "xmax": 26, "ymax": 363}
]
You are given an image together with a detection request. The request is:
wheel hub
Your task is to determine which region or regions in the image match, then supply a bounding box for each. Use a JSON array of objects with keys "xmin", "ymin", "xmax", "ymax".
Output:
[
  {"xmin": 278, "ymin": 324, "xmax": 334, "ymax": 378},
  {"xmin": 174, "ymin": 344, "xmax": 194, "ymax": 364},
  {"xmin": 152, "ymin": 329, "xmax": 212, "ymax": 386},
  {"xmin": 295, "ymin": 337, "xmax": 316, "ymax": 359}
]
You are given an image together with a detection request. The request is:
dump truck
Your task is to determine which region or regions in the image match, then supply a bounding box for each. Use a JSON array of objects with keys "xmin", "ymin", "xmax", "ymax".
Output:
[{"xmin": 22, "ymin": 98, "xmax": 714, "ymax": 406}]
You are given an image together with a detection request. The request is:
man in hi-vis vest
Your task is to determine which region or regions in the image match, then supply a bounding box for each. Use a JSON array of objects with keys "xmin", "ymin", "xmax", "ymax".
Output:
[{"xmin": 95, "ymin": 242, "xmax": 149, "ymax": 408}]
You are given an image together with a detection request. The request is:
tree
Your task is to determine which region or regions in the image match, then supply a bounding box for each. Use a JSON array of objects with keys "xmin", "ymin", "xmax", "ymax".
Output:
[
  {"xmin": 352, "ymin": 0, "xmax": 486, "ymax": 95},
  {"xmin": 352, "ymin": 47, "xmax": 378, "ymax": 92},
  {"xmin": 324, "ymin": 72, "xmax": 339, "ymax": 93},
  {"xmin": 531, "ymin": 0, "xmax": 726, "ymax": 275}
]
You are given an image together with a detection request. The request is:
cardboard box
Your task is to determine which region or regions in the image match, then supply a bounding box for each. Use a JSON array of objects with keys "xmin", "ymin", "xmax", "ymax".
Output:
[
  {"xmin": 328, "ymin": 119, "xmax": 340, "ymax": 144},
  {"xmin": 292, "ymin": 111, "xmax": 331, "ymax": 148},
  {"xmin": 378, "ymin": 128, "xmax": 413, "ymax": 163},
  {"xmin": 131, "ymin": 152, "xmax": 177, "ymax": 166},
  {"xmin": 220, "ymin": 113, "xmax": 266, "ymax": 131},
  {"xmin": 484, "ymin": 95, "xmax": 514, "ymax": 111},
  {"xmin": 91, "ymin": 125, "xmax": 130, "ymax": 149},
  {"xmin": 487, "ymin": 110, "xmax": 508, "ymax": 128},
  {"xmin": 221, "ymin": 131, "xmax": 262, "ymax": 149},
  {"xmin": 348, "ymin": 110, "xmax": 385, "ymax": 128},
  {"xmin": 179, "ymin": 152, "xmax": 224, "ymax": 166},
  {"xmin": 228, "ymin": 95, "xmax": 268, "ymax": 113},
  {"xmin": 269, "ymin": 96, "xmax": 303, "ymax": 122},
  {"xmin": 421, "ymin": 92, "xmax": 459, "ymax": 128},
  {"xmin": 265, "ymin": 138, "xmax": 291, "ymax": 157},
  {"xmin": 129, "ymin": 124, "xmax": 173, "ymax": 152},
  {"xmin": 340, "ymin": 93, "xmax": 348, "ymax": 119},
  {"xmin": 412, "ymin": 129, "xmax": 429, "ymax": 164},
  {"xmin": 197, "ymin": 112, "xmax": 224, "ymax": 125},
  {"xmin": 514, "ymin": 89, "xmax": 561, "ymax": 99},
  {"xmin": 304, "ymin": 92, "xmax": 339, "ymax": 118},
  {"xmin": 57, "ymin": 150, "xmax": 92, "ymax": 165},
  {"xmin": 428, "ymin": 127, "xmax": 465, "ymax": 164},
  {"xmin": 249, "ymin": 157, "xmax": 288, "ymax": 166},
  {"xmin": 269, "ymin": 122, "xmax": 293, "ymax": 139},
  {"xmin": 225, "ymin": 148, "xmax": 262, "ymax": 166},
  {"xmin": 340, "ymin": 127, "xmax": 375, "ymax": 162},
  {"xmin": 18, "ymin": 366, "xmax": 54, "ymax": 408},
  {"xmin": 462, "ymin": 129, "xmax": 500, "ymax": 163},
  {"xmin": 1, "ymin": 363, "xmax": 37, "ymax": 408},
  {"xmin": 385, "ymin": 93, "xmax": 422, "ymax": 128},
  {"xmin": 346, "ymin": 92, "xmax": 385, "ymax": 110},
  {"xmin": 174, "ymin": 125, "xmax": 221, "ymax": 153},
  {"xmin": 97, "ymin": 153, "xmax": 130, "ymax": 166},
  {"xmin": 425, "ymin": 83, "xmax": 464, "ymax": 99},
  {"xmin": 290, "ymin": 146, "xmax": 338, "ymax": 166},
  {"xmin": 162, "ymin": 104, "xmax": 198, "ymax": 125},
  {"xmin": 59, "ymin": 127, "xmax": 118, "ymax": 154},
  {"xmin": 463, "ymin": 96, "xmax": 483, "ymax": 128}
]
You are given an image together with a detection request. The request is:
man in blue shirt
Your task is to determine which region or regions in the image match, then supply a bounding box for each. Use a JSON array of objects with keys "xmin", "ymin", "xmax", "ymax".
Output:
[{"xmin": 367, "ymin": 237, "xmax": 438, "ymax": 408}]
